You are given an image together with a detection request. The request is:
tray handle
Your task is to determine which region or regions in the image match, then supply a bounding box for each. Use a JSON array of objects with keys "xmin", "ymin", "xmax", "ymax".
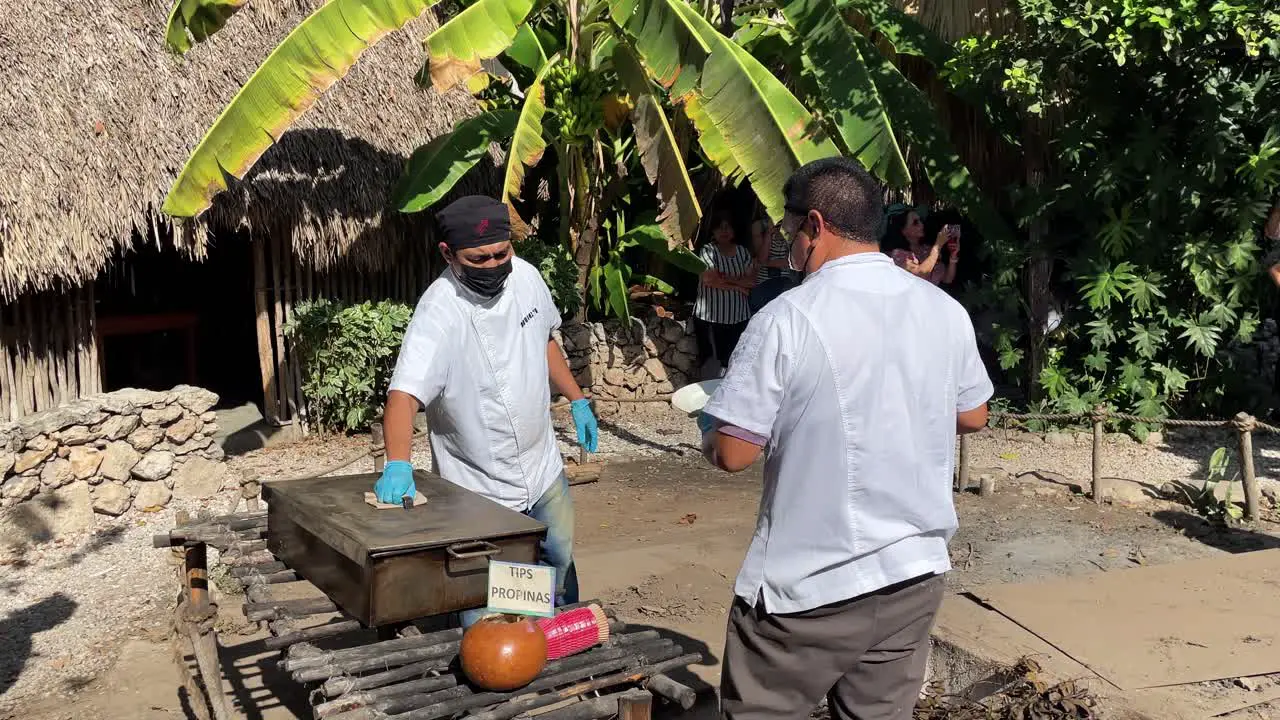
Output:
[{"xmin": 446, "ymin": 540, "xmax": 502, "ymax": 560}]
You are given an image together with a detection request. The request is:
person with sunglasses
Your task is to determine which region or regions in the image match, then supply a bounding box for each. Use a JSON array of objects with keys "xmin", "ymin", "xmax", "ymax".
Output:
[
  {"xmin": 883, "ymin": 203, "xmax": 960, "ymax": 287},
  {"xmin": 374, "ymin": 195, "xmax": 597, "ymax": 626},
  {"xmin": 748, "ymin": 208, "xmax": 798, "ymax": 312},
  {"xmin": 696, "ymin": 158, "xmax": 992, "ymax": 720}
]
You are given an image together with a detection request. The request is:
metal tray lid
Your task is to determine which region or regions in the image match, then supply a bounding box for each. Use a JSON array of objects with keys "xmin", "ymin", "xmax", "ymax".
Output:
[{"xmin": 263, "ymin": 471, "xmax": 546, "ymax": 563}]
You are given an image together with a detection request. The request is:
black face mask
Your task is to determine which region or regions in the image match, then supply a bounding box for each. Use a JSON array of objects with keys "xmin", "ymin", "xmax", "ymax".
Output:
[{"xmin": 453, "ymin": 258, "xmax": 512, "ymax": 298}]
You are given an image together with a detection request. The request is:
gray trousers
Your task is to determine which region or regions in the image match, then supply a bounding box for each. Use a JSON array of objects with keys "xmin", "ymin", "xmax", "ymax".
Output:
[{"xmin": 720, "ymin": 573, "xmax": 945, "ymax": 720}]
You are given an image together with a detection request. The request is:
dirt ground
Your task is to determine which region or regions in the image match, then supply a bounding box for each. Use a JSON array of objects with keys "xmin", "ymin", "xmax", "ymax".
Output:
[{"xmin": 4, "ymin": 410, "xmax": 1280, "ymax": 720}]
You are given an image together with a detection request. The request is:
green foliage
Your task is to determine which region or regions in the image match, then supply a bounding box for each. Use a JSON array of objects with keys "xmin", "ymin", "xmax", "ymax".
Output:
[
  {"xmin": 1176, "ymin": 447, "xmax": 1245, "ymax": 526},
  {"xmin": 947, "ymin": 0, "xmax": 1280, "ymax": 420},
  {"xmin": 284, "ymin": 299, "xmax": 412, "ymax": 432},
  {"xmin": 515, "ymin": 237, "xmax": 581, "ymax": 318}
]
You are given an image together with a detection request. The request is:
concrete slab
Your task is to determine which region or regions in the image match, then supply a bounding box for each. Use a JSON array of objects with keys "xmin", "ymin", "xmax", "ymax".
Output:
[
  {"xmin": 213, "ymin": 403, "xmax": 302, "ymax": 456},
  {"xmin": 929, "ymin": 592, "xmax": 1268, "ymax": 719}
]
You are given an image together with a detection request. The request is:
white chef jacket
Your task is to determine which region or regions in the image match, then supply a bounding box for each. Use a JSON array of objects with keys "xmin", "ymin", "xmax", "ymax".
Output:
[
  {"xmin": 702, "ymin": 252, "xmax": 993, "ymax": 614},
  {"xmin": 388, "ymin": 256, "xmax": 563, "ymax": 511}
]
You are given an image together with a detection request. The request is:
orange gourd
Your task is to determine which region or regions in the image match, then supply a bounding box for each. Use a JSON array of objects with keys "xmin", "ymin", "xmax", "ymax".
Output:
[{"xmin": 459, "ymin": 614, "xmax": 548, "ymax": 691}]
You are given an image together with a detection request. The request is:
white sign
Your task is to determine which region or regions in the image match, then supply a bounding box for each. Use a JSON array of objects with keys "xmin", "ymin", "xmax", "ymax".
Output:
[{"xmin": 487, "ymin": 560, "xmax": 556, "ymax": 617}]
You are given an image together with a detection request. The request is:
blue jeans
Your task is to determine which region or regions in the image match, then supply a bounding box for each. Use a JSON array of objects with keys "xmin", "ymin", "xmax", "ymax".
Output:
[{"xmin": 459, "ymin": 473, "xmax": 579, "ymax": 627}]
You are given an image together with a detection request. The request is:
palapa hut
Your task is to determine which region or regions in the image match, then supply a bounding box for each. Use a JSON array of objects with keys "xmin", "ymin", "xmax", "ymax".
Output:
[{"xmin": 0, "ymin": 0, "xmax": 483, "ymax": 424}]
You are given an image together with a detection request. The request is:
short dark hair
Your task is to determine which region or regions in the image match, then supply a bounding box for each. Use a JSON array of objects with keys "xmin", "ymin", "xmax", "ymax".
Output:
[{"xmin": 782, "ymin": 157, "xmax": 884, "ymax": 243}]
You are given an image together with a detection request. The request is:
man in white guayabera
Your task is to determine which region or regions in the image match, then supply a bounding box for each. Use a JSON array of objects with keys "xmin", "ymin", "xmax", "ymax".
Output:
[{"xmin": 697, "ymin": 157, "xmax": 994, "ymax": 720}]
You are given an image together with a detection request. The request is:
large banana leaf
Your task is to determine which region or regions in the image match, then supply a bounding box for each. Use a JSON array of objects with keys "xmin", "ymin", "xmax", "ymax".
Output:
[
  {"xmin": 393, "ymin": 110, "xmax": 519, "ymax": 212},
  {"xmin": 165, "ymin": 0, "xmax": 248, "ymax": 54},
  {"xmin": 854, "ymin": 33, "xmax": 1011, "ymax": 242},
  {"xmin": 618, "ymin": 224, "xmax": 708, "ymax": 274},
  {"xmin": 602, "ymin": 252, "xmax": 631, "ymax": 321},
  {"xmin": 423, "ymin": 0, "xmax": 536, "ymax": 92},
  {"xmin": 502, "ymin": 61, "xmax": 555, "ymax": 204},
  {"xmin": 607, "ymin": 0, "xmax": 711, "ymax": 101},
  {"xmin": 504, "ymin": 24, "xmax": 548, "ymax": 74},
  {"xmin": 674, "ymin": 1, "xmax": 840, "ymax": 220},
  {"xmin": 614, "ymin": 43, "xmax": 702, "ymax": 247},
  {"xmin": 163, "ymin": 0, "xmax": 437, "ymax": 218},
  {"xmin": 780, "ymin": 0, "xmax": 909, "ymax": 187},
  {"xmin": 681, "ymin": 96, "xmax": 742, "ymax": 182}
]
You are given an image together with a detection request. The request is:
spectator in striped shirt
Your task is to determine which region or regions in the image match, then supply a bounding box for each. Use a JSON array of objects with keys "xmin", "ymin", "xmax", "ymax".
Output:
[
  {"xmin": 749, "ymin": 213, "xmax": 798, "ymax": 313},
  {"xmin": 694, "ymin": 213, "xmax": 756, "ymax": 378}
]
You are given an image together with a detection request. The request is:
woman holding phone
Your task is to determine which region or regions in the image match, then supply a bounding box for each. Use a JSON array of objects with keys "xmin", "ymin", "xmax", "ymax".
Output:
[{"xmin": 883, "ymin": 204, "xmax": 960, "ymax": 287}]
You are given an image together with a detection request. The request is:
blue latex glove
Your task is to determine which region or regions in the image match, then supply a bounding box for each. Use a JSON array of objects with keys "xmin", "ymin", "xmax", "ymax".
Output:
[
  {"xmin": 697, "ymin": 412, "xmax": 716, "ymax": 435},
  {"xmin": 570, "ymin": 399, "xmax": 599, "ymax": 453},
  {"xmin": 374, "ymin": 461, "xmax": 416, "ymax": 504}
]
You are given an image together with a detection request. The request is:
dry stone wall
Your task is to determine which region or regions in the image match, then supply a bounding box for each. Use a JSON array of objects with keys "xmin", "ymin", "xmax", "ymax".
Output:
[
  {"xmin": 556, "ymin": 312, "xmax": 698, "ymax": 416},
  {"xmin": 0, "ymin": 386, "xmax": 233, "ymax": 522}
]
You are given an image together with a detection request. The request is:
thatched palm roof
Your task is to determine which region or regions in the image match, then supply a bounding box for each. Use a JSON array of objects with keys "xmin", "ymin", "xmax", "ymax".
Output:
[
  {"xmin": 896, "ymin": 0, "xmax": 1012, "ymax": 39},
  {"xmin": 0, "ymin": 0, "xmax": 481, "ymax": 301}
]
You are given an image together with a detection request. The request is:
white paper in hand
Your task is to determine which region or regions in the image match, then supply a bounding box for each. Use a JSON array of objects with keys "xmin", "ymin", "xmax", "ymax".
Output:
[{"xmin": 672, "ymin": 380, "xmax": 722, "ymax": 416}]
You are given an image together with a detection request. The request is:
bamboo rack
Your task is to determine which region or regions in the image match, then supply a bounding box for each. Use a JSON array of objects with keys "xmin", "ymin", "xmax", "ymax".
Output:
[{"xmin": 156, "ymin": 511, "xmax": 702, "ymax": 720}]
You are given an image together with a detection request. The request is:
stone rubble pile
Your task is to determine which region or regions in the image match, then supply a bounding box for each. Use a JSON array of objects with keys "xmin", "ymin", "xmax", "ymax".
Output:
[
  {"xmin": 556, "ymin": 312, "xmax": 698, "ymax": 416},
  {"xmin": 0, "ymin": 386, "xmax": 233, "ymax": 520}
]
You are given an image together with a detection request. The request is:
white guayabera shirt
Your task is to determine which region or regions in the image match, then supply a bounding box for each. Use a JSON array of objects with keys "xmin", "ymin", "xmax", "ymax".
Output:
[
  {"xmin": 703, "ymin": 253, "xmax": 994, "ymax": 614},
  {"xmin": 389, "ymin": 257, "xmax": 563, "ymax": 511}
]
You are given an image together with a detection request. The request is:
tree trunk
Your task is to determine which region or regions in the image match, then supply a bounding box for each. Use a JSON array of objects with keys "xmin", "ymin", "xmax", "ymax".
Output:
[
  {"xmin": 1022, "ymin": 116, "xmax": 1052, "ymax": 400},
  {"xmin": 567, "ymin": 145, "xmax": 600, "ymax": 323}
]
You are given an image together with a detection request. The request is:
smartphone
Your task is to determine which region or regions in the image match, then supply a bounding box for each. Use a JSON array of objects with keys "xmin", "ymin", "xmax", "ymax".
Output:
[{"xmin": 946, "ymin": 224, "xmax": 961, "ymax": 240}]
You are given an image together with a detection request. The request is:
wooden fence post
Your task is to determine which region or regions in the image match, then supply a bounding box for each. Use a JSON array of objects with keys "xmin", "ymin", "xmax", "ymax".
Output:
[
  {"xmin": 1234, "ymin": 413, "xmax": 1260, "ymax": 523},
  {"xmin": 175, "ymin": 511, "xmax": 237, "ymax": 720},
  {"xmin": 1091, "ymin": 405, "xmax": 1106, "ymax": 503},
  {"xmin": 372, "ymin": 422, "xmax": 386, "ymax": 473},
  {"xmin": 618, "ymin": 692, "xmax": 653, "ymax": 720},
  {"xmin": 956, "ymin": 434, "xmax": 971, "ymax": 493}
]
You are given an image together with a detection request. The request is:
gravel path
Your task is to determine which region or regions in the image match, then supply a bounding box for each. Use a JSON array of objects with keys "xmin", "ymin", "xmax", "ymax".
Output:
[
  {"xmin": 3, "ymin": 403, "xmax": 1278, "ymax": 714},
  {"xmin": 0, "ymin": 489, "xmax": 245, "ymax": 713}
]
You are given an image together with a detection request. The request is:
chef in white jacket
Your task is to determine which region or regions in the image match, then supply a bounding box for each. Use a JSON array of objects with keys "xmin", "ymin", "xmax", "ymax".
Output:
[{"xmin": 375, "ymin": 195, "xmax": 598, "ymax": 620}]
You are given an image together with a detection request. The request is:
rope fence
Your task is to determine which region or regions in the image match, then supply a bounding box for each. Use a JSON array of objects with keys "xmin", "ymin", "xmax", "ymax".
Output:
[
  {"xmin": 966, "ymin": 406, "xmax": 1273, "ymax": 522},
  {"xmin": 244, "ymin": 398, "xmax": 1272, "ymax": 523}
]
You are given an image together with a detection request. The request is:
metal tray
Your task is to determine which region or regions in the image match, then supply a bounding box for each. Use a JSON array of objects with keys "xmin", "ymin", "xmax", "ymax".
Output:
[{"xmin": 264, "ymin": 472, "xmax": 546, "ymax": 626}]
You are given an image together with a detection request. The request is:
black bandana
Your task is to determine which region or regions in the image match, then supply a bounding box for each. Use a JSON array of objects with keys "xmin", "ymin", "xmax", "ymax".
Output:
[{"xmin": 436, "ymin": 196, "xmax": 512, "ymax": 250}]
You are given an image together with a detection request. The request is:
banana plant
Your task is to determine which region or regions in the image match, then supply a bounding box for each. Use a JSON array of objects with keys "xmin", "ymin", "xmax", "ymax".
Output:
[{"xmin": 160, "ymin": 0, "xmax": 998, "ymax": 319}]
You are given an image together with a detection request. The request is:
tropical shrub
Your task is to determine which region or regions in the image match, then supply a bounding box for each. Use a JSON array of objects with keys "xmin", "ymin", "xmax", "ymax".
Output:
[
  {"xmin": 284, "ymin": 299, "xmax": 412, "ymax": 432},
  {"xmin": 946, "ymin": 0, "xmax": 1280, "ymax": 422},
  {"xmin": 515, "ymin": 236, "xmax": 581, "ymax": 318}
]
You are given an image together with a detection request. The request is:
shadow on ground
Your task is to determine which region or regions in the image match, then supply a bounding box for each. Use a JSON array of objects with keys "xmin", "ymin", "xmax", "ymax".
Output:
[
  {"xmin": 595, "ymin": 419, "xmax": 701, "ymax": 458},
  {"xmin": 0, "ymin": 593, "xmax": 78, "ymax": 698},
  {"xmin": 1151, "ymin": 509, "xmax": 1280, "ymax": 553}
]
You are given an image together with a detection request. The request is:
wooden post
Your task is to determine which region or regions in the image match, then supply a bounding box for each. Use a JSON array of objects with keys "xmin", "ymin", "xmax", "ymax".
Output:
[
  {"xmin": 979, "ymin": 474, "xmax": 996, "ymax": 497},
  {"xmin": 618, "ymin": 692, "xmax": 653, "ymax": 720},
  {"xmin": 1091, "ymin": 405, "xmax": 1106, "ymax": 503},
  {"xmin": 85, "ymin": 283, "xmax": 102, "ymax": 395},
  {"xmin": 271, "ymin": 234, "xmax": 292, "ymax": 422},
  {"xmin": 174, "ymin": 510, "xmax": 237, "ymax": 720},
  {"xmin": 372, "ymin": 422, "xmax": 386, "ymax": 473},
  {"xmin": 1235, "ymin": 413, "xmax": 1260, "ymax": 523},
  {"xmin": 253, "ymin": 237, "xmax": 281, "ymax": 422},
  {"xmin": 955, "ymin": 435, "xmax": 970, "ymax": 492},
  {"xmin": 186, "ymin": 542, "xmax": 210, "ymax": 614},
  {"xmin": 0, "ymin": 305, "xmax": 13, "ymax": 423}
]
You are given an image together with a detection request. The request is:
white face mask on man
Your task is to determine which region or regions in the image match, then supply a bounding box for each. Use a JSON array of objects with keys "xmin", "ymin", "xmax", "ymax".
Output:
[{"xmin": 784, "ymin": 214, "xmax": 818, "ymax": 276}]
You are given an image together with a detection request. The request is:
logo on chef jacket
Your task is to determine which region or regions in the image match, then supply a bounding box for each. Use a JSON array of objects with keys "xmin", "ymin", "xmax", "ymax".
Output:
[{"xmin": 519, "ymin": 307, "xmax": 538, "ymax": 328}]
